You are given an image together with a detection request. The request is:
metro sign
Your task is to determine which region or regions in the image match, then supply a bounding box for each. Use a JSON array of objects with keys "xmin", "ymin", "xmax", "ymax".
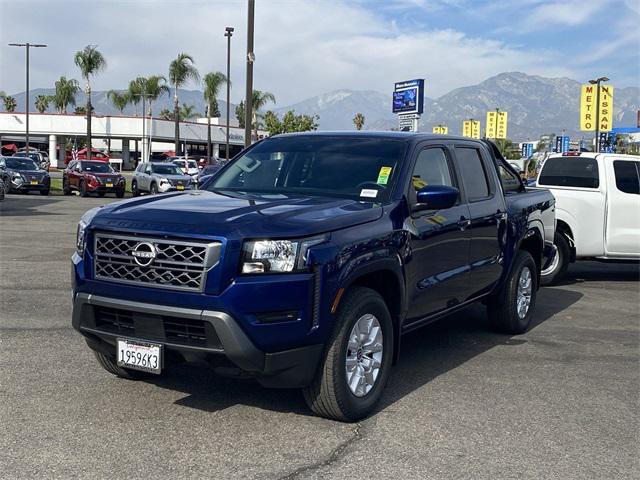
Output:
[{"xmin": 580, "ymin": 84, "xmax": 614, "ymax": 132}]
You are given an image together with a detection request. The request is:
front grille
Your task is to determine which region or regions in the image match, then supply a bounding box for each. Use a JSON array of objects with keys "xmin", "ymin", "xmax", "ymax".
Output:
[
  {"xmin": 168, "ymin": 179, "xmax": 188, "ymax": 187},
  {"xmin": 94, "ymin": 306, "xmax": 221, "ymax": 349},
  {"xmin": 94, "ymin": 233, "xmax": 221, "ymax": 292}
]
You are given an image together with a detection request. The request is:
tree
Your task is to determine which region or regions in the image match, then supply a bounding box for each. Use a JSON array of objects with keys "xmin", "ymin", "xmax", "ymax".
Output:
[
  {"xmin": 74, "ymin": 105, "xmax": 95, "ymax": 115},
  {"xmin": 262, "ymin": 110, "xmax": 320, "ymax": 136},
  {"xmin": 143, "ymin": 75, "xmax": 170, "ymax": 116},
  {"xmin": 495, "ymin": 138, "xmax": 520, "ymax": 160},
  {"xmin": 74, "ymin": 45, "xmax": 106, "ymax": 159},
  {"xmin": 249, "ymin": 90, "xmax": 276, "ymax": 140},
  {"xmin": 353, "ymin": 112, "xmax": 365, "ymax": 130},
  {"xmin": 127, "ymin": 77, "xmax": 145, "ymax": 115},
  {"xmin": 3, "ymin": 95, "xmax": 17, "ymax": 113},
  {"xmin": 169, "ymin": 53, "xmax": 199, "ymax": 155},
  {"xmin": 107, "ymin": 90, "xmax": 130, "ymax": 114},
  {"xmin": 203, "ymin": 71, "xmax": 228, "ymax": 160},
  {"xmin": 179, "ymin": 103, "xmax": 199, "ymax": 120},
  {"xmin": 235, "ymin": 101, "xmax": 245, "ymax": 128},
  {"xmin": 34, "ymin": 95, "xmax": 51, "ymax": 113},
  {"xmin": 159, "ymin": 108, "xmax": 173, "ymax": 121},
  {"xmin": 53, "ymin": 76, "xmax": 80, "ymax": 113}
]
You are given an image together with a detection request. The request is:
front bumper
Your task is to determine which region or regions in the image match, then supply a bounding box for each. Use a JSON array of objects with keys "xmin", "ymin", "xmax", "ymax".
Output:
[
  {"xmin": 158, "ymin": 183, "xmax": 192, "ymax": 193},
  {"xmin": 72, "ymin": 292, "xmax": 323, "ymax": 388},
  {"xmin": 11, "ymin": 178, "xmax": 50, "ymax": 191}
]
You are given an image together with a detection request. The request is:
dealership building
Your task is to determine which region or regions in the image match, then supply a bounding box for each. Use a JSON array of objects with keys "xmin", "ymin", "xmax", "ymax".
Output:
[{"xmin": 0, "ymin": 112, "xmax": 266, "ymax": 169}]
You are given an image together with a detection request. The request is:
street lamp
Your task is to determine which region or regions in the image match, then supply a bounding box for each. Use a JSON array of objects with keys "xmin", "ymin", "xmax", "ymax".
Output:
[
  {"xmin": 8, "ymin": 42, "xmax": 47, "ymax": 153},
  {"xmin": 588, "ymin": 76, "xmax": 610, "ymax": 152},
  {"xmin": 244, "ymin": 0, "xmax": 255, "ymax": 148},
  {"xmin": 225, "ymin": 26, "xmax": 234, "ymax": 161}
]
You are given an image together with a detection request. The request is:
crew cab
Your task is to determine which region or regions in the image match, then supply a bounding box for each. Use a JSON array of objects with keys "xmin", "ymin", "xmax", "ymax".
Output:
[
  {"xmin": 72, "ymin": 133, "xmax": 555, "ymax": 421},
  {"xmin": 63, "ymin": 160, "xmax": 126, "ymax": 198},
  {"xmin": 536, "ymin": 152, "xmax": 640, "ymax": 284}
]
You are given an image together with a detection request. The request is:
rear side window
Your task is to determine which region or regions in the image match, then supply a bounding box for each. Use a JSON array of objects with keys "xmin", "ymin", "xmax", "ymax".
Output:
[
  {"xmin": 455, "ymin": 147, "xmax": 490, "ymax": 200},
  {"xmin": 613, "ymin": 161, "xmax": 640, "ymax": 195},
  {"xmin": 497, "ymin": 165, "xmax": 522, "ymax": 193},
  {"xmin": 539, "ymin": 157, "xmax": 600, "ymax": 188}
]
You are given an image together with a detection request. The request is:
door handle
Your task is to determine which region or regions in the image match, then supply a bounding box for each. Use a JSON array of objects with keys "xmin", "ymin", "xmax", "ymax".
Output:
[{"xmin": 457, "ymin": 217, "xmax": 471, "ymax": 230}]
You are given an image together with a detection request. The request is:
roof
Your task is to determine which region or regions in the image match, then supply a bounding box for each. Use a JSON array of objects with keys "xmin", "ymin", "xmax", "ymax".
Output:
[{"xmin": 270, "ymin": 131, "xmax": 480, "ymax": 142}]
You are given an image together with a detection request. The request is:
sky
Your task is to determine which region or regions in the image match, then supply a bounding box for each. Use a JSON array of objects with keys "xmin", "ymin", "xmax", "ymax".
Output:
[{"xmin": 0, "ymin": 0, "xmax": 638, "ymax": 106}]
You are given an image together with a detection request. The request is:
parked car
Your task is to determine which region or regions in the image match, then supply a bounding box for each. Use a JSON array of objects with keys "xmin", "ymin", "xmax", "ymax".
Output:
[
  {"xmin": 197, "ymin": 162, "xmax": 225, "ymax": 185},
  {"xmin": 77, "ymin": 148, "xmax": 110, "ymax": 162},
  {"xmin": 172, "ymin": 158, "xmax": 200, "ymax": 178},
  {"xmin": 131, "ymin": 162, "xmax": 194, "ymax": 195},
  {"xmin": 72, "ymin": 133, "xmax": 556, "ymax": 421},
  {"xmin": 0, "ymin": 156, "xmax": 50, "ymax": 195},
  {"xmin": 536, "ymin": 152, "xmax": 640, "ymax": 284},
  {"xmin": 63, "ymin": 160, "xmax": 126, "ymax": 198},
  {"xmin": 14, "ymin": 150, "xmax": 50, "ymax": 171}
]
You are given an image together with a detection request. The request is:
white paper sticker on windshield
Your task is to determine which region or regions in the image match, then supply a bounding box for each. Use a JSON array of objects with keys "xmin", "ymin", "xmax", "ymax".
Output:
[{"xmin": 360, "ymin": 189, "xmax": 378, "ymax": 198}]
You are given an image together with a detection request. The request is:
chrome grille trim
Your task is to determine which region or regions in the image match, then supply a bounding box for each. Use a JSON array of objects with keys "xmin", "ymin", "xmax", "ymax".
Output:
[{"xmin": 93, "ymin": 232, "xmax": 221, "ymax": 292}]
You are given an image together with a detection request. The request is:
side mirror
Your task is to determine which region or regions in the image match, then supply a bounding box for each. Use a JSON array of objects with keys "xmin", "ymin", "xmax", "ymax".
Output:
[{"xmin": 413, "ymin": 185, "xmax": 459, "ymax": 212}]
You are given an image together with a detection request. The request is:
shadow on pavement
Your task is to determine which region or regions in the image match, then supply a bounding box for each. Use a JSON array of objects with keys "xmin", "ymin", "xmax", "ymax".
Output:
[
  {"xmin": 0, "ymin": 195, "xmax": 66, "ymax": 217},
  {"xmin": 147, "ymin": 287, "xmax": 583, "ymax": 418},
  {"xmin": 554, "ymin": 261, "xmax": 640, "ymax": 285}
]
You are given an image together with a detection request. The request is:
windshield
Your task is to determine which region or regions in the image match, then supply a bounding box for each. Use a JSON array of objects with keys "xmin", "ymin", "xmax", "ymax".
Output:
[
  {"xmin": 188, "ymin": 161, "xmax": 198, "ymax": 168},
  {"xmin": 6, "ymin": 157, "xmax": 39, "ymax": 170},
  {"xmin": 207, "ymin": 136, "xmax": 407, "ymax": 201},
  {"xmin": 152, "ymin": 164, "xmax": 183, "ymax": 175},
  {"xmin": 16, "ymin": 152, "xmax": 40, "ymax": 162},
  {"xmin": 81, "ymin": 161, "xmax": 114, "ymax": 173}
]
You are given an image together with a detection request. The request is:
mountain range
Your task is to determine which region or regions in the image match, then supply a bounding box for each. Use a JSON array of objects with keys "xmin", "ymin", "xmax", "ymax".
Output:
[{"xmin": 3, "ymin": 72, "xmax": 639, "ymax": 141}]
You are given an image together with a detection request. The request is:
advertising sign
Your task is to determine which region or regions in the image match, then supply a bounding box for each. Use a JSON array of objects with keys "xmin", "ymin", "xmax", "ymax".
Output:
[
  {"xmin": 462, "ymin": 120, "xmax": 481, "ymax": 139},
  {"xmin": 599, "ymin": 132, "xmax": 613, "ymax": 153},
  {"xmin": 485, "ymin": 111, "xmax": 508, "ymax": 139},
  {"xmin": 392, "ymin": 79, "xmax": 425, "ymax": 115},
  {"xmin": 527, "ymin": 143, "xmax": 534, "ymax": 157},
  {"xmin": 521, "ymin": 143, "xmax": 534, "ymax": 157},
  {"xmin": 580, "ymin": 84, "xmax": 614, "ymax": 131},
  {"xmin": 562, "ymin": 136, "xmax": 570, "ymax": 153},
  {"xmin": 432, "ymin": 125, "xmax": 448, "ymax": 135},
  {"xmin": 555, "ymin": 136, "xmax": 563, "ymax": 153}
]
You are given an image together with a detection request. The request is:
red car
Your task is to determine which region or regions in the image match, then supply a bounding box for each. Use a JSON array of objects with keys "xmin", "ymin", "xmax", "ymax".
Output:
[
  {"xmin": 63, "ymin": 160, "xmax": 125, "ymax": 198},
  {"xmin": 64, "ymin": 148, "xmax": 110, "ymax": 165}
]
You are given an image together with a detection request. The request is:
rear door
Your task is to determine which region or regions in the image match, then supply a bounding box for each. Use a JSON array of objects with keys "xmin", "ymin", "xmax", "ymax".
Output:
[
  {"xmin": 452, "ymin": 143, "xmax": 506, "ymax": 298},
  {"xmin": 405, "ymin": 143, "xmax": 472, "ymax": 320},
  {"xmin": 604, "ymin": 158, "xmax": 640, "ymax": 256}
]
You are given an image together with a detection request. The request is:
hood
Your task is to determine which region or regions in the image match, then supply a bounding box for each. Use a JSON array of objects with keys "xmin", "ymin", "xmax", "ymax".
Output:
[
  {"xmin": 159, "ymin": 174, "xmax": 192, "ymax": 181},
  {"xmin": 90, "ymin": 172, "xmax": 122, "ymax": 178},
  {"xmin": 91, "ymin": 190, "xmax": 382, "ymax": 238}
]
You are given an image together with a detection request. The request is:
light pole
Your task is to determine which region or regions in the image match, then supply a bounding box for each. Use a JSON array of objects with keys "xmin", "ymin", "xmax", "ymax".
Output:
[
  {"xmin": 141, "ymin": 92, "xmax": 153, "ymax": 163},
  {"xmin": 589, "ymin": 76, "xmax": 609, "ymax": 152},
  {"xmin": 8, "ymin": 42, "xmax": 47, "ymax": 153},
  {"xmin": 225, "ymin": 26, "xmax": 234, "ymax": 161},
  {"xmin": 494, "ymin": 108, "xmax": 500, "ymax": 139},
  {"xmin": 244, "ymin": 0, "xmax": 255, "ymax": 148}
]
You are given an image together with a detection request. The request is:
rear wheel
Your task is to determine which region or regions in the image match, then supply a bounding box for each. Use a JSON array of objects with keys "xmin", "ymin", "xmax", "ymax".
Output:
[
  {"xmin": 92, "ymin": 351, "xmax": 155, "ymax": 380},
  {"xmin": 488, "ymin": 250, "xmax": 537, "ymax": 334},
  {"xmin": 303, "ymin": 286, "xmax": 393, "ymax": 421},
  {"xmin": 541, "ymin": 232, "xmax": 570, "ymax": 286}
]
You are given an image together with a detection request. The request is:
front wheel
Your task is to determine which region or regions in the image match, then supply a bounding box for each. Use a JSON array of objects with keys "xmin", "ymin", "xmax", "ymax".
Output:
[
  {"xmin": 80, "ymin": 180, "xmax": 89, "ymax": 197},
  {"xmin": 488, "ymin": 250, "xmax": 537, "ymax": 334},
  {"xmin": 303, "ymin": 286, "xmax": 393, "ymax": 421},
  {"xmin": 39, "ymin": 189, "xmax": 50, "ymax": 196},
  {"xmin": 115, "ymin": 188, "xmax": 125, "ymax": 198},
  {"xmin": 150, "ymin": 182, "xmax": 158, "ymax": 195},
  {"xmin": 131, "ymin": 180, "xmax": 140, "ymax": 197},
  {"xmin": 540, "ymin": 232, "xmax": 570, "ymax": 286},
  {"xmin": 62, "ymin": 179, "xmax": 71, "ymax": 195}
]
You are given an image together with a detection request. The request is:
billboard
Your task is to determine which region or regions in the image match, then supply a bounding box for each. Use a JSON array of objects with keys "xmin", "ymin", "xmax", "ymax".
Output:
[
  {"xmin": 462, "ymin": 120, "xmax": 481, "ymax": 139},
  {"xmin": 580, "ymin": 84, "xmax": 614, "ymax": 131},
  {"xmin": 392, "ymin": 79, "xmax": 425, "ymax": 115},
  {"xmin": 521, "ymin": 143, "xmax": 534, "ymax": 157},
  {"xmin": 432, "ymin": 125, "xmax": 448, "ymax": 134},
  {"xmin": 486, "ymin": 110, "xmax": 508, "ymax": 139}
]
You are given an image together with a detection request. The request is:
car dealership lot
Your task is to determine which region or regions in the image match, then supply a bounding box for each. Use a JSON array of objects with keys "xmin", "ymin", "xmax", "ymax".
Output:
[{"xmin": 1, "ymin": 195, "xmax": 638, "ymax": 479}]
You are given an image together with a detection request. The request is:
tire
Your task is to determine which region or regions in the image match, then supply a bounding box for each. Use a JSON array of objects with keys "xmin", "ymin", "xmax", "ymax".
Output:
[
  {"xmin": 540, "ymin": 232, "xmax": 570, "ymax": 286},
  {"xmin": 488, "ymin": 250, "xmax": 537, "ymax": 335},
  {"xmin": 98, "ymin": 192, "xmax": 106, "ymax": 197},
  {"xmin": 150, "ymin": 182, "xmax": 158, "ymax": 195},
  {"xmin": 131, "ymin": 180, "xmax": 140, "ymax": 197},
  {"xmin": 40, "ymin": 189, "xmax": 50, "ymax": 196},
  {"xmin": 80, "ymin": 180, "xmax": 89, "ymax": 197},
  {"xmin": 62, "ymin": 179, "xmax": 71, "ymax": 196},
  {"xmin": 115, "ymin": 188, "xmax": 125, "ymax": 198},
  {"xmin": 92, "ymin": 351, "xmax": 154, "ymax": 380},
  {"xmin": 303, "ymin": 286, "xmax": 393, "ymax": 422}
]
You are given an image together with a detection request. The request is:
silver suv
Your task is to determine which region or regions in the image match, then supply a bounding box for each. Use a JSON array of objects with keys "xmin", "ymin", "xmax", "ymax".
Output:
[{"xmin": 131, "ymin": 162, "xmax": 193, "ymax": 196}]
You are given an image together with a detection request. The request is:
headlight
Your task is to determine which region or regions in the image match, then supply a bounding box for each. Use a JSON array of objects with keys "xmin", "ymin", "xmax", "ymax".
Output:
[
  {"xmin": 241, "ymin": 236, "xmax": 327, "ymax": 274},
  {"xmin": 76, "ymin": 207, "xmax": 101, "ymax": 255},
  {"xmin": 12, "ymin": 172, "xmax": 24, "ymax": 182},
  {"xmin": 159, "ymin": 178, "xmax": 169, "ymax": 185}
]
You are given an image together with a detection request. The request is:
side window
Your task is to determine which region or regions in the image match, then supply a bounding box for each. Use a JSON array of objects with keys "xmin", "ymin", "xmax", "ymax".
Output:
[
  {"xmin": 454, "ymin": 147, "xmax": 490, "ymax": 200},
  {"xmin": 613, "ymin": 161, "xmax": 640, "ymax": 195},
  {"xmin": 410, "ymin": 148, "xmax": 454, "ymax": 202},
  {"xmin": 498, "ymin": 165, "xmax": 522, "ymax": 193},
  {"xmin": 538, "ymin": 157, "xmax": 599, "ymax": 188}
]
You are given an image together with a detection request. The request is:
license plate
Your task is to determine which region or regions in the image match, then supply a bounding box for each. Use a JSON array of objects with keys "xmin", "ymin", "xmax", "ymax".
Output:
[
  {"xmin": 106, "ymin": 183, "xmax": 113, "ymax": 187},
  {"xmin": 117, "ymin": 338, "xmax": 162, "ymax": 374},
  {"xmin": 30, "ymin": 180, "xmax": 38, "ymax": 185},
  {"xmin": 176, "ymin": 185, "xmax": 185, "ymax": 190}
]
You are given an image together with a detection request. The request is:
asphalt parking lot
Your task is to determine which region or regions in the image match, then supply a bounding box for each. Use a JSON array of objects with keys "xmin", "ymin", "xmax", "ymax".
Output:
[{"xmin": 1, "ymin": 194, "xmax": 638, "ymax": 479}]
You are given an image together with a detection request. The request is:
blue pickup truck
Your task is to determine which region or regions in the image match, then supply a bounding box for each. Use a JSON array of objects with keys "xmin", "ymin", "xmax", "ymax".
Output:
[{"xmin": 72, "ymin": 132, "xmax": 556, "ymax": 421}]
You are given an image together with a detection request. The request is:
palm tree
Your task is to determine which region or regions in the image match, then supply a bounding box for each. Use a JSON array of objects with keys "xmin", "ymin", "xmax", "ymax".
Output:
[
  {"xmin": 203, "ymin": 71, "xmax": 228, "ymax": 161},
  {"xmin": 107, "ymin": 90, "xmax": 130, "ymax": 114},
  {"xmin": 250, "ymin": 90, "xmax": 276, "ymax": 141},
  {"xmin": 34, "ymin": 95, "xmax": 51, "ymax": 113},
  {"xmin": 143, "ymin": 75, "xmax": 170, "ymax": 117},
  {"xmin": 3, "ymin": 95, "xmax": 17, "ymax": 113},
  {"xmin": 74, "ymin": 45, "xmax": 107, "ymax": 159},
  {"xmin": 53, "ymin": 76, "xmax": 80, "ymax": 113},
  {"xmin": 179, "ymin": 103, "xmax": 199, "ymax": 120},
  {"xmin": 353, "ymin": 112, "xmax": 365, "ymax": 130},
  {"xmin": 127, "ymin": 77, "xmax": 145, "ymax": 115},
  {"xmin": 169, "ymin": 53, "xmax": 199, "ymax": 155}
]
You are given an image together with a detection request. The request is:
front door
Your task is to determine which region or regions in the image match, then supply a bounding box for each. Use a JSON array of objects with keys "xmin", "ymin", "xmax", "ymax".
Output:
[
  {"xmin": 405, "ymin": 144, "xmax": 472, "ymax": 321},
  {"xmin": 605, "ymin": 159, "xmax": 640, "ymax": 256}
]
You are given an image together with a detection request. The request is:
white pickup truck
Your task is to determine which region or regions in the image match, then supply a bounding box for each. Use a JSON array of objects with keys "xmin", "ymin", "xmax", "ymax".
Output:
[{"xmin": 536, "ymin": 152, "xmax": 640, "ymax": 284}]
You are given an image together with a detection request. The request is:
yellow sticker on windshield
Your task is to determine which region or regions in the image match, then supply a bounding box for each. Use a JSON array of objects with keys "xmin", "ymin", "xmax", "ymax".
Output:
[{"xmin": 377, "ymin": 166, "xmax": 392, "ymax": 185}]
